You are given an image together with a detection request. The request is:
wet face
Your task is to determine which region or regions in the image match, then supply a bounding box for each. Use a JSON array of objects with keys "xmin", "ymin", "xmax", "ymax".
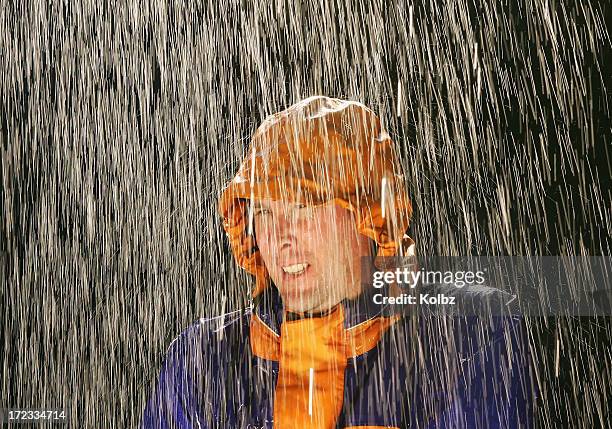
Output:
[{"xmin": 253, "ymin": 199, "xmax": 373, "ymax": 313}]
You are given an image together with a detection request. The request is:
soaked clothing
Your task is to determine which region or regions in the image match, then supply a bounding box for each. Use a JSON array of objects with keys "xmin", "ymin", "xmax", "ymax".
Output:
[
  {"xmin": 143, "ymin": 97, "xmax": 534, "ymax": 427},
  {"xmin": 141, "ymin": 283, "xmax": 534, "ymax": 428}
]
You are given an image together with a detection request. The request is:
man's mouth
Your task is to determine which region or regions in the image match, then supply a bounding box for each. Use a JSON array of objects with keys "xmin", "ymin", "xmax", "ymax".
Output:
[{"xmin": 282, "ymin": 263, "xmax": 309, "ymax": 275}]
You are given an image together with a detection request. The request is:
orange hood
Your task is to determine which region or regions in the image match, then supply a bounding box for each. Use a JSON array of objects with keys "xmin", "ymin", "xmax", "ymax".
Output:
[{"xmin": 218, "ymin": 96, "xmax": 415, "ymax": 298}]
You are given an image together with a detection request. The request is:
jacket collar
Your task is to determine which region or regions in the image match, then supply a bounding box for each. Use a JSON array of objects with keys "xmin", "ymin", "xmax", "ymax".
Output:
[{"xmin": 252, "ymin": 283, "xmax": 401, "ymax": 336}]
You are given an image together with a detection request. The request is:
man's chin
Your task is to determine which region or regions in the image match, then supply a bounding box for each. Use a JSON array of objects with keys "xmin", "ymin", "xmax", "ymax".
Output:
[{"xmin": 277, "ymin": 284, "xmax": 319, "ymax": 313}]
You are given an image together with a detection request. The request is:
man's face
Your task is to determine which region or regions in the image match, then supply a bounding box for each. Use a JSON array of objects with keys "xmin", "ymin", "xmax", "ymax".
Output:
[{"xmin": 253, "ymin": 199, "xmax": 372, "ymax": 313}]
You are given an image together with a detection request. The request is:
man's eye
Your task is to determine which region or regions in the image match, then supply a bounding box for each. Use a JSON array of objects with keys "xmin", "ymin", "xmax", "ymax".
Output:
[
  {"xmin": 295, "ymin": 204, "xmax": 315, "ymax": 217},
  {"xmin": 253, "ymin": 209, "xmax": 270, "ymax": 217}
]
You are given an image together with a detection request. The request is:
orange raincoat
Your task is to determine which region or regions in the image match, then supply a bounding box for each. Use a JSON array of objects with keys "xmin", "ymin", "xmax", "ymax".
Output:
[{"xmin": 142, "ymin": 96, "xmax": 533, "ymax": 429}]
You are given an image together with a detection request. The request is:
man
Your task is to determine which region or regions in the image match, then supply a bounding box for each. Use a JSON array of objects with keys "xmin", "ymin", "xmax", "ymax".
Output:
[{"xmin": 142, "ymin": 96, "xmax": 534, "ymax": 428}]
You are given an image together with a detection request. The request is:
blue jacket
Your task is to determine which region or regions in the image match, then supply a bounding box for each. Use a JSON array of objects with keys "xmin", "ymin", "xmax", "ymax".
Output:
[{"xmin": 142, "ymin": 283, "xmax": 534, "ymax": 428}]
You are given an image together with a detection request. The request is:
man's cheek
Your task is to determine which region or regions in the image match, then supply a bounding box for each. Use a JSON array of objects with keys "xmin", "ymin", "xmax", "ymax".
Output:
[
  {"xmin": 257, "ymin": 243, "xmax": 274, "ymax": 268},
  {"xmin": 297, "ymin": 229, "xmax": 321, "ymax": 251},
  {"xmin": 301, "ymin": 220, "xmax": 323, "ymax": 237}
]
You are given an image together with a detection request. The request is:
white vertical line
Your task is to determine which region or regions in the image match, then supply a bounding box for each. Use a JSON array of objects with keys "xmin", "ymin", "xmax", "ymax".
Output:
[
  {"xmin": 396, "ymin": 82, "xmax": 402, "ymax": 117},
  {"xmin": 247, "ymin": 190, "xmax": 255, "ymax": 236},
  {"xmin": 409, "ymin": 5, "xmax": 414, "ymax": 38},
  {"xmin": 308, "ymin": 367, "xmax": 314, "ymax": 416},
  {"xmin": 247, "ymin": 149, "xmax": 257, "ymax": 236},
  {"xmin": 555, "ymin": 336, "xmax": 560, "ymax": 378},
  {"xmin": 249, "ymin": 147, "xmax": 256, "ymax": 186},
  {"xmin": 217, "ymin": 294, "xmax": 226, "ymax": 341},
  {"xmin": 381, "ymin": 177, "xmax": 387, "ymax": 219}
]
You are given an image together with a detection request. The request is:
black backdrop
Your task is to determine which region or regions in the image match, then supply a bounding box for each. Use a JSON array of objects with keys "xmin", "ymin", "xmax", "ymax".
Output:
[{"xmin": 2, "ymin": 0, "xmax": 611, "ymax": 426}]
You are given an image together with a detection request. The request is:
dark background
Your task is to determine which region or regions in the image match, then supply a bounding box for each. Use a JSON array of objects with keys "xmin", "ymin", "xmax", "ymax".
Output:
[{"xmin": 2, "ymin": 0, "xmax": 611, "ymax": 426}]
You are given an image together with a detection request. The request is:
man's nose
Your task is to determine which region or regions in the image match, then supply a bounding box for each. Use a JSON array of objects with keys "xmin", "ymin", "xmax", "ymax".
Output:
[
  {"xmin": 273, "ymin": 210, "xmax": 294, "ymax": 234},
  {"xmin": 271, "ymin": 209, "xmax": 297, "ymax": 243}
]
